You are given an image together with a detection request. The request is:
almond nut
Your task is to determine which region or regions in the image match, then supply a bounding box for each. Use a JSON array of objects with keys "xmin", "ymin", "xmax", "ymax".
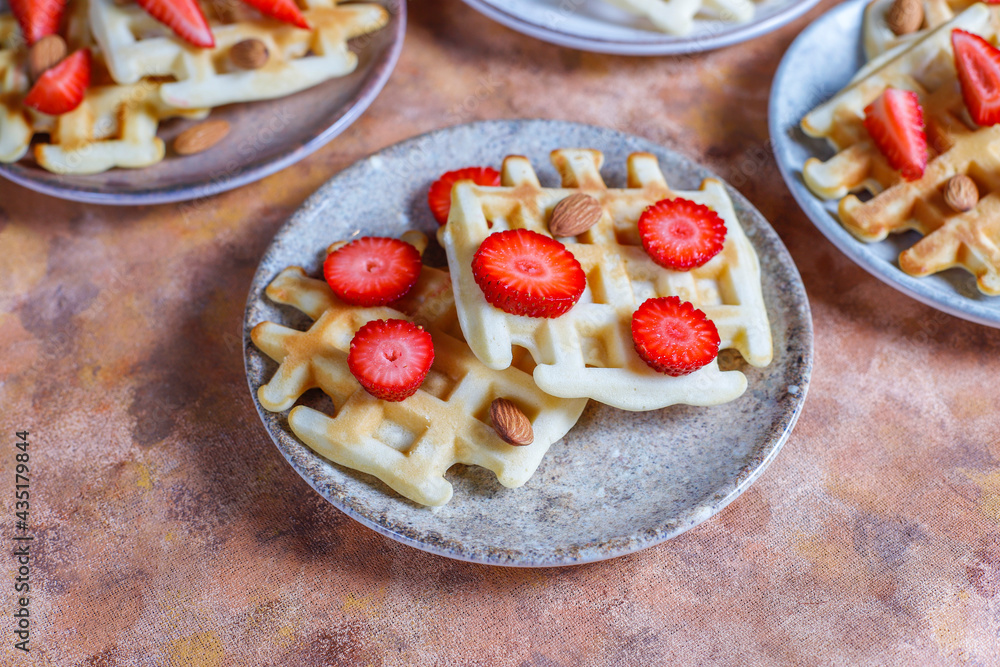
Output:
[
  {"xmin": 943, "ymin": 174, "xmax": 978, "ymax": 212},
  {"xmin": 887, "ymin": 0, "xmax": 923, "ymax": 36},
  {"xmin": 549, "ymin": 193, "xmax": 603, "ymax": 237},
  {"xmin": 230, "ymin": 38, "xmax": 269, "ymax": 70},
  {"xmin": 28, "ymin": 35, "xmax": 67, "ymax": 81},
  {"xmin": 173, "ymin": 120, "xmax": 231, "ymax": 155},
  {"xmin": 490, "ymin": 398, "xmax": 533, "ymax": 446}
]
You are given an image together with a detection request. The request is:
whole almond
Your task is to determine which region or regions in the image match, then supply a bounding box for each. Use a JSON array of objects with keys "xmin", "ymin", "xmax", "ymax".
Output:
[
  {"xmin": 230, "ymin": 38, "xmax": 269, "ymax": 70},
  {"xmin": 943, "ymin": 174, "xmax": 978, "ymax": 212},
  {"xmin": 28, "ymin": 35, "xmax": 67, "ymax": 81},
  {"xmin": 549, "ymin": 193, "xmax": 603, "ymax": 237},
  {"xmin": 887, "ymin": 0, "xmax": 923, "ymax": 36},
  {"xmin": 173, "ymin": 120, "xmax": 231, "ymax": 155},
  {"xmin": 490, "ymin": 398, "xmax": 533, "ymax": 446}
]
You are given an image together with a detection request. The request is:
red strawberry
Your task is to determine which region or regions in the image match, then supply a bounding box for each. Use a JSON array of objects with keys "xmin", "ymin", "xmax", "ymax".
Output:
[
  {"xmin": 428, "ymin": 166, "xmax": 501, "ymax": 226},
  {"xmin": 471, "ymin": 228, "xmax": 586, "ymax": 318},
  {"xmin": 23, "ymin": 48, "xmax": 89, "ymax": 116},
  {"xmin": 637, "ymin": 197, "xmax": 727, "ymax": 271},
  {"xmin": 347, "ymin": 319, "xmax": 434, "ymax": 402},
  {"xmin": 631, "ymin": 296, "xmax": 720, "ymax": 377},
  {"xmin": 952, "ymin": 29, "xmax": 1000, "ymax": 127},
  {"xmin": 863, "ymin": 88, "xmax": 927, "ymax": 181},
  {"xmin": 324, "ymin": 236, "xmax": 422, "ymax": 307},
  {"xmin": 240, "ymin": 0, "xmax": 309, "ymax": 29},
  {"xmin": 135, "ymin": 0, "xmax": 214, "ymax": 48},
  {"xmin": 9, "ymin": 0, "xmax": 65, "ymax": 46}
]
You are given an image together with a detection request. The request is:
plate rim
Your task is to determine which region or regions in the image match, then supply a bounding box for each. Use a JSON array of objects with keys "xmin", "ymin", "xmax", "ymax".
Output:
[
  {"xmin": 768, "ymin": 0, "xmax": 1000, "ymax": 329},
  {"xmin": 459, "ymin": 0, "xmax": 822, "ymax": 55},
  {"xmin": 0, "ymin": 0, "xmax": 407, "ymax": 206},
  {"xmin": 242, "ymin": 118, "xmax": 814, "ymax": 567}
]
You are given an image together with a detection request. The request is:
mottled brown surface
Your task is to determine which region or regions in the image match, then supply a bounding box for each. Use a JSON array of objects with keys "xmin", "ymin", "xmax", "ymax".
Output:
[{"xmin": 2, "ymin": 1, "xmax": 1000, "ymax": 665}]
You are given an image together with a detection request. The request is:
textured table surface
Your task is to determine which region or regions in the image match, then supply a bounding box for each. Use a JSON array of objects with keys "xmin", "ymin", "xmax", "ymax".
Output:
[{"xmin": 2, "ymin": 1, "xmax": 999, "ymax": 665}]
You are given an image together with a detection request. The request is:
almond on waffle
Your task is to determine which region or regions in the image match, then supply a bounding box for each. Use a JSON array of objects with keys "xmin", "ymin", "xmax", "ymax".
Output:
[
  {"xmin": 250, "ymin": 234, "xmax": 587, "ymax": 507},
  {"xmin": 601, "ymin": 0, "xmax": 755, "ymax": 36},
  {"xmin": 438, "ymin": 149, "xmax": 773, "ymax": 412},
  {"xmin": 802, "ymin": 4, "xmax": 1000, "ymax": 295}
]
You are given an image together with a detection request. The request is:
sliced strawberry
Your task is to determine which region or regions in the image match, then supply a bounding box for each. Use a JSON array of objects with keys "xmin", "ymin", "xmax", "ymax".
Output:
[
  {"xmin": 23, "ymin": 48, "xmax": 89, "ymax": 116},
  {"xmin": 347, "ymin": 319, "xmax": 434, "ymax": 402},
  {"xmin": 9, "ymin": 0, "xmax": 65, "ymax": 46},
  {"xmin": 631, "ymin": 296, "xmax": 720, "ymax": 377},
  {"xmin": 428, "ymin": 166, "xmax": 500, "ymax": 226},
  {"xmin": 471, "ymin": 228, "xmax": 585, "ymax": 318},
  {"xmin": 324, "ymin": 236, "xmax": 421, "ymax": 307},
  {"xmin": 637, "ymin": 197, "xmax": 727, "ymax": 271},
  {"xmin": 240, "ymin": 0, "xmax": 309, "ymax": 29},
  {"xmin": 136, "ymin": 0, "xmax": 214, "ymax": 48},
  {"xmin": 863, "ymin": 88, "xmax": 927, "ymax": 181},
  {"xmin": 952, "ymin": 29, "xmax": 1000, "ymax": 127}
]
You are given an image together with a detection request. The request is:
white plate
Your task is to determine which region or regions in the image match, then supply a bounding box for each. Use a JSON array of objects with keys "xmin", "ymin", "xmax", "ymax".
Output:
[{"xmin": 461, "ymin": 0, "xmax": 821, "ymax": 55}]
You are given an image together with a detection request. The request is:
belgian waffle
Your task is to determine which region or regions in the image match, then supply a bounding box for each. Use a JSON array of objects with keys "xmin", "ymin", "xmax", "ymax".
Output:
[
  {"xmin": 862, "ymin": 0, "xmax": 982, "ymax": 59},
  {"xmin": 0, "ymin": 0, "xmax": 388, "ymax": 173},
  {"xmin": 438, "ymin": 149, "xmax": 772, "ymax": 412},
  {"xmin": 601, "ymin": 0, "xmax": 755, "ymax": 36},
  {"xmin": 802, "ymin": 4, "xmax": 1000, "ymax": 295},
  {"xmin": 250, "ymin": 234, "xmax": 587, "ymax": 507},
  {"xmin": 89, "ymin": 0, "xmax": 388, "ymax": 108}
]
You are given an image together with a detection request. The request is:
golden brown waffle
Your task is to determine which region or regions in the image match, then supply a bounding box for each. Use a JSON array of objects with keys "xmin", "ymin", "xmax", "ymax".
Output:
[
  {"xmin": 0, "ymin": 0, "xmax": 388, "ymax": 173},
  {"xmin": 601, "ymin": 0, "xmax": 754, "ymax": 36},
  {"xmin": 862, "ymin": 0, "xmax": 982, "ymax": 59},
  {"xmin": 90, "ymin": 0, "xmax": 388, "ymax": 108},
  {"xmin": 802, "ymin": 4, "xmax": 1000, "ymax": 295},
  {"xmin": 438, "ymin": 149, "xmax": 772, "ymax": 412},
  {"xmin": 250, "ymin": 234, "xmax": 587, "ymax": 507}
]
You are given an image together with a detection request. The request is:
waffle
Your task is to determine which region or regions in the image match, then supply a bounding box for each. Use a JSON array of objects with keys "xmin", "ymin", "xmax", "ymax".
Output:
[
  {"xmin": 90, "ymin": 0, "xmax": 388, "ymax": 109},
  {"xmin": 862, "ymin": 0, "xmax": 982, "ymax": 59},
  {"xmin": 438, "ymin": 149, "xmax": 773, "ymax": 412},
  {"xmin": 250, "ymin": 234, "xmax": 588, "ymax": 507},
  {"xmin": 802, "ymin": 4, "xmax": 1000, "ymax": 295},
  {"xmin": 0, "ymin": 0, "xmax": 388, "ymax": 173},
  {"xmin": 600, "ymin": 0, "xmax": 755, "ymax": 36}
]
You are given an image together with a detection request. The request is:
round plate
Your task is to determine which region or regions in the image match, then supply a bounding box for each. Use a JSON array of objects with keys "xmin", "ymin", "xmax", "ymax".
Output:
[
  {"xmin": 460, "ymin": 0, "xmax": 821, "ymax": 55},
  {"xmin": 0, "ymin": 0, "xmax": 405, "ymax": 205},
  {"xmin": 769, "ymin": 0, "xmax": 1000, "ymax": 328},
  {"xmin": 243, "ymin": 119, "xmax": 813, "ymax": 566}
]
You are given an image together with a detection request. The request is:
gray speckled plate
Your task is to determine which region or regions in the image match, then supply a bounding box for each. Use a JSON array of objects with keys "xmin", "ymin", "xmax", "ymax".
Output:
[
  {"xmin": 460, "ymin": 0, "xmax": 821, "ymax": 55},
  {"xmin": 0, "ymin": 0, "xmax": 404, "ymax": 205},
  {"xmin": 243, "ymin": 120, "xmax": 813, "ymax": 567},
  {"xmin": 769, "ymin": 0, "xmax": 1000, "ymax": 328}
]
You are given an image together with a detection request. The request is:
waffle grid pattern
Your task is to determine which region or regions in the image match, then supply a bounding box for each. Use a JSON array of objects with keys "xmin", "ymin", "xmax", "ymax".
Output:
[{"xmin": 439, "ymin": 149, "xmax": 772, "ymax": 412}]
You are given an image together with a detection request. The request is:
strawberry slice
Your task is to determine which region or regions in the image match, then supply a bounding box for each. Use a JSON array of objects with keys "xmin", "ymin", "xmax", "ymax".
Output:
[
  {"xmin": 240, "ymin": 0, "xmax": 309, "ymax": 29},
  {"xmin": 863, "ymin": 88, "xmax": 927, "ymax": 181},
  {"xmin": 135, "ymin": 0, "xmax": 214, "ymax": 48},
  {"xmin": 347, "ymin": 319, "xmax": 434, "ymax": 402},
  {"xmin": 637, "ymin": 197, "xmax": 727, "ymax": 271},
  {"xmin": 23, "ymin": 48, "xmax": 90, "ymax": 116},
  {"xmin": 631, "ymin": 296, "xmax": 720, "ymax": 377},
  {"xmin": 952, "ymin": 29, "xmax": 1000, "ymax": 127},
  {"xmin": 323, "ymin": 236, "xmax": 422, "ymax": 307},
  {"xmin": 428, "ymin": 167, "xmax": 501, "ymax": 226},
  {"xmin": 471, "ymin": 228, "xmax": 586, "ymax": 318},
  {"xmin": 9, "ymin": 0, "xmax": 65, "ymax": 46}
]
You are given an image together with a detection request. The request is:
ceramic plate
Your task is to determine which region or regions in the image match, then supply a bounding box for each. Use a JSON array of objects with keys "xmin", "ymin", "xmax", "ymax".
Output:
[
  {"xmin": 460, "ymin": 0, "xmax": 821, "ymax": 55},
  {"xmin": 769, "ymin": 0, "xmax": 1000, "ymax": 328},
  {"xmin": 243, "ymin": 119, "xmax": 813, "ymax": 566},
  {"xmin": 0, "ymin": 0, "xmax": 405, "ymax": 205}
]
